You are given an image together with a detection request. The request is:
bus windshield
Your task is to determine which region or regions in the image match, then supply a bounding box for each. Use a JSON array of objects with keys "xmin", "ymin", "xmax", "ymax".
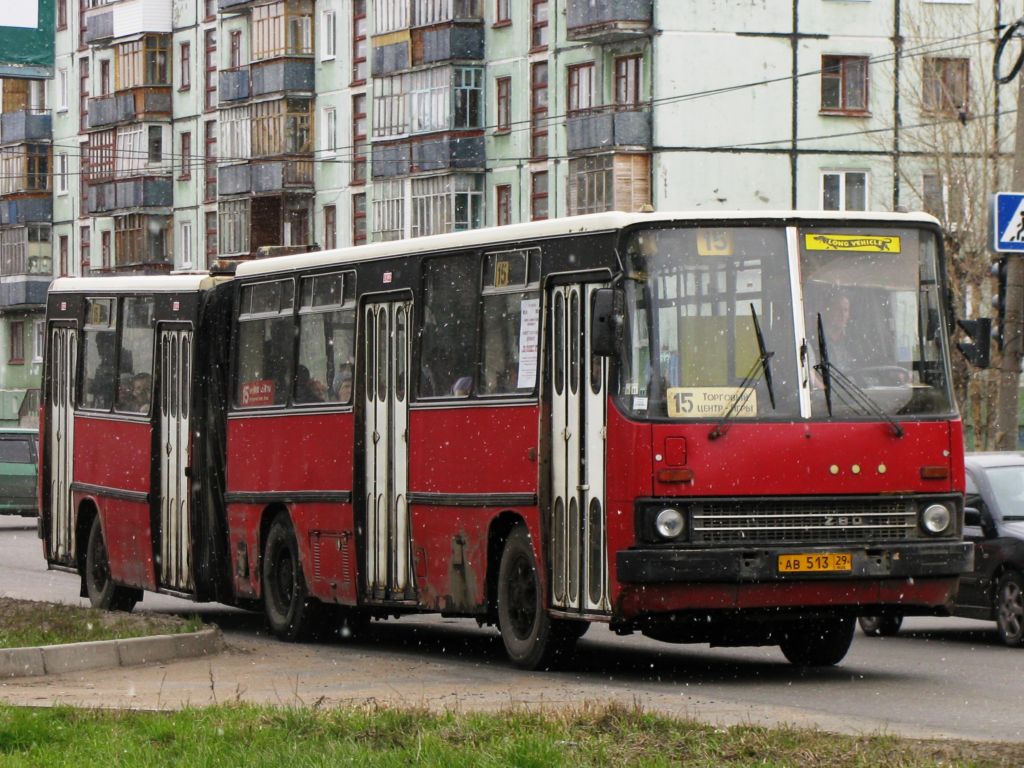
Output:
[{"xmin": 615, "ymin": 223, "xmax": 954, "ymax": 422}]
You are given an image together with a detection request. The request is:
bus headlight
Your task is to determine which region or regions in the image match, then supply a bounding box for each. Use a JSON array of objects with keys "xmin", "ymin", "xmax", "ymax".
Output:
[
  {"xmin": 655, "ymin": 508, "xmax": 686, "ymax": 540},
  {"xmin": 921, "ymin": 504, "xmax": 952, "ymax": 536}
]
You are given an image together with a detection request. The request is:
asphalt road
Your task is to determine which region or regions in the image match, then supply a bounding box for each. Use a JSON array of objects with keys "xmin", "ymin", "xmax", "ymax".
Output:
[{"xmin": 2, "ymin": 515, "xmax": 1022, "ymax": 742}]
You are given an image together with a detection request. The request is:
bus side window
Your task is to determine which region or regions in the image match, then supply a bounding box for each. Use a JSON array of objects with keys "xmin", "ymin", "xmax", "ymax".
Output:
[
  {"xmin": 80, "ymin": 298, "xmax": 116, "ymax": 411},
  {"xmin": 114, "ymin": 297, "xmax": 155, "ymax": 414},
  {"xmin": 235, "ymin": 280, "xmax": 294, "ymax": 408},
  {"xmin": 419, "ymin": 255, "xmax": 479, "ymax": 398},
  {"xmin": 480, "ymin": 249, "xmax": 540, "ymax": 396},
  {"xmin": 296, "ymin": 272, "xmax": 355, "ymax": 405}
]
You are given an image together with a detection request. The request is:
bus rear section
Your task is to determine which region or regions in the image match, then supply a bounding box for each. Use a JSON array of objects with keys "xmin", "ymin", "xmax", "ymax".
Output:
[{"xmin": 41, "ymin": 276, "xmax": 232, "ymax": 610}]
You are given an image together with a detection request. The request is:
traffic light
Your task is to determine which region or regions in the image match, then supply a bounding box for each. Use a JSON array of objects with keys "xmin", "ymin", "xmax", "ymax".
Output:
[
  {"xmin": 957, "ymin": 317, "xmax": 991, "ymax": 368},
  {"xmin": 992, "ymin": 257, "xmax": 1009, "ymax": 350}
]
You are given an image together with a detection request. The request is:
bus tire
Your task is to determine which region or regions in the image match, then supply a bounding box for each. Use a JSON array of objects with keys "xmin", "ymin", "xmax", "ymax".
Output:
[
  {"xmin": 497, "ymin": 525, "xmax": 577, "ymax": 670},
  {"xmin": 779, "ymin": 616, "xmax": 855, "ymax": 667},
  {"xmin": 995, "ymin": 571, "xmax": 1024, "ymax": 647},
  {"xmin": 84, "ymin": 516, "xmax": 138, "ymax": 612},
  {"xmin": 857, "ymin": 614, "xmax": 903, "ymax": 637},
  {"xmin": 262, "ymin": 512, "xmax": 319, "ymax": 642}
]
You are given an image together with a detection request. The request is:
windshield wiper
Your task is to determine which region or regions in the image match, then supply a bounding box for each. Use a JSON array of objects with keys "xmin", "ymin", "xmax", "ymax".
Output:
[
  {"xmin": 815, "ymin": 312, "xmax": 904, "ymax": 438},
  {"xmin": 709, "ymin": 305, "xmax": 775, "ymax": 440}
]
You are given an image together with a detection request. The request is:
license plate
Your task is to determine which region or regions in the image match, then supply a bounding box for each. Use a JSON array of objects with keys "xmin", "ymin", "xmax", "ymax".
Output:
[{"xmin": 778, "ymin": 552, "xmax": 852, "ymax": 573}]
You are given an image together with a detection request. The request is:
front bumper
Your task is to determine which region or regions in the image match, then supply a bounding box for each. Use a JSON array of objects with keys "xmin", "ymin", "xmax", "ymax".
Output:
[{"xmin": 617, "ymin": 541, "xmax": 974, "ymax": 584}]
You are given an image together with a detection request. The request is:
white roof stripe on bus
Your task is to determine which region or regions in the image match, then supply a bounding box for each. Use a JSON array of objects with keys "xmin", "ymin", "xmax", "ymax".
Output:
[
  {"xmin": 49, "ymin": 274, "xmax": 225, "ymax": 293},
  {"xmin": 234, "ymin": 210, "xmax": 941, "ymax": 278}
]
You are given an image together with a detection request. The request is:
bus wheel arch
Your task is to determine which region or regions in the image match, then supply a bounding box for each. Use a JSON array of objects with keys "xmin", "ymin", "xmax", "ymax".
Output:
[
  {"xmin": 74, "ymin": 499, "xmax": 99, "ymax": 595},
  {"xmin": 260, "ymin": 507, "xmax": 320, "ymax": 641},
  {"xmin": 485, "ymin": 511, "xmax": 526, "ymax": 625},
  {"xmin": 83, "ymin": 510, "xmax": 140, "ymax": 612}
]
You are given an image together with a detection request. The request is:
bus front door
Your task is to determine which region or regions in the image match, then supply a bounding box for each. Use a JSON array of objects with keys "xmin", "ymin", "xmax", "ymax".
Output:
[
  {"xmin": 550, "ymin": 284, "xmax": 610, "ymax": 614},
  {"xmin": 158, "ymin": 327, "xmax": 193, "ymax": 593},
  {"xmin": 363, "ymin": 300, "xmax": 414, "ymax": 602},
  {"xmin": 48, "ymin": 324, "xmax": 77, "ymax": 566}
]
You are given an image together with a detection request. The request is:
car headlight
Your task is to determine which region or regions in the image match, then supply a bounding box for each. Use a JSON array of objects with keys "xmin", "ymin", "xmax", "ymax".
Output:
[
  {"xmin": 921, "ymin": 503, "xmax": 953, "ymax": 536},
  {"xmin": 655, "ymin": 508, "xmax": 686, "ymax": 540}
]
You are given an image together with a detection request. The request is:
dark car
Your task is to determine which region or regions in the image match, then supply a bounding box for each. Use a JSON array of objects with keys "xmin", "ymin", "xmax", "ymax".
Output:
[
  {"xmin": 0, "ymin": 428, "xmax": 38, "ymax": 517},
  {"xmin": 859, "ymin": 452, "xmax": 1024, "ymax": 646}
]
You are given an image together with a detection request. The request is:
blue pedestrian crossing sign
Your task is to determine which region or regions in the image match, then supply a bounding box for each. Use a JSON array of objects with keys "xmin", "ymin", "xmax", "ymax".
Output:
[{"xmin": 992, "ymin": 192, "xmax": 1024, "ymax": 252}]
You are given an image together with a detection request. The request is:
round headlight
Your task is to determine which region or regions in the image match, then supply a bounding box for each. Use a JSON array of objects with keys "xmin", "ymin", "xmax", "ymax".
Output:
[
  {"xmin": 921, "ymin": 503, "xmax": 952, "ymax": 535},
  {"xmin": 655, "ymin": 508, "xmax": 685, "ymax": 540}
]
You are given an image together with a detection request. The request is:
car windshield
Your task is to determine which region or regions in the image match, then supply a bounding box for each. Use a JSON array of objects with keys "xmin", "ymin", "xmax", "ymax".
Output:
[
  {"xmin": 984, "ymin": 465, "xmax": 1024, "ymax": 521},
  {"xmin": 0, "ymin": 437, "xmax": 33, "ymax": 463}
]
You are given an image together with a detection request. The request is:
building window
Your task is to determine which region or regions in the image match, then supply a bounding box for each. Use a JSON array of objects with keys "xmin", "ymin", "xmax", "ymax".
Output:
[
  {"xmin": 179, "ymin": 131, "xmax": 192, "ymax": 179},
  {"xmin": 115, "ymin": 214, "xmax": 170, "ymax": 265},
  {"xmin": 453, "ymin": 66, "xmax": 484, "ymax": 129},
  {"xmin": 205, "ymin": 119, "xmax": 217, "ymax": 201},
  {"xmin": 180, "ymin": 42, "xmax": 191, "ymax": 90},
  {"xmin": 821, "ymin": 171, "xmax": 868, "ymax": 211},
  {"xmin": 531, "ymin": 0, "xmax": 548, "ymax": 49},
  {"xmin": 352, "ymin": 93, "xmax": 367, "ymax": 183},
  {"xmin": 33, "ymin": 320, "xmax": 45, "ymax": 363},
  {"xmin": 57, "ymin": 68, "xmax": 68, "ymax": 111},
  {"xmin": 923, "ymin": 57, "xmax": 969, "ymax": 115},
  {"xmin": 569, "ymin": 153, "xmax": 650, "ymax": 215},
  {"xmin": 99, "ymin": 59, "xmax": 111, "ymax": 96},
  {"xmin": 116, "ymin": 35, "xmax": 170, "ymax": 89},
  {"xmin": 496, "ymin": 184, "xmax": 512, "ymax": 226},
  {"xmin": 353, "ymin": 192, "xmax": 366, "ymax": 245},
  {"xmin": 322, "ymin": 10, "xmax": 336, "ymax": 58},
  {"xmin": 57, "ymin": 152, "xmax": 68, "ymax": 194},
  {"xmin": 496, "ymin": 76, "xmax": 511, "ymax": 132},
  {"xmin": 372, "ymin": 179, "xmax": 405, "ymax": 241},
  {"xmin": 373, "ymin": 0, "xmax": 409, "ymax": 33},
  {"xmin": 221, "ymin": 106, "xmax": 250, "ymax": 169},
  {"xmin": 9, "ymin": 322, "xmax": 24, "ymax": 365},
  {"xmin": 531, "ymin": 62, "xmax": 548, "ymax": 159},
  {"xmin": 101, "ymin": 230, "xmax": 111, "ymax": 270},
  {"xmin": 323, "ymin": 106, "xmax": 337, "ymax": 153},
  {"xmin": 324, "ymin": 205, "xmax": 337, "ymax": 250},
  {"xmin": 352, "ymin": 0, "xmax": 368, "ymax": 84},
  {"xmin": 59, "ymin": 235, "xmax": 69, "ymax": 276},
  {"xmin": 205, "ymin": 29, "xmax": 218, "ymax": 111},
  {"xmin": 205, "ymin": 210, "xmax": 218, "ymax": 261},
  {"xmin": 0, "ymin": 226, "xmax": 50, "ymax": 277},
  {"xmin": 57, "ymin": 0, "xmax": 67, "ymax": 30},
  {"xmin": 230, "ymin": 30, "xmax": 242, "ymax": 69},
  {"xmin": 180, "ymin": 221, "xmax": 193, "ymax": 268},
  {"xmin": 79, "ymin": 57, "xmax": 90, "ymax": 130},
  {"xmin": 410, "ymin": 174, "xmax": 483, "ymax": 238},
  {"xmin": 252, "ymin": 97, "xmax": 312, "ymax": 156},
  {"xmin": 568, "ymin": 62, "xmax": 595, "ymax": 115},
  {"xmin": 531, "ymin": 170, "xmax": 548, "ymax": 220},
  {"xmin": 148, "ymin": 126, "xmax": 163, "ymax": 163},
  {"xmin": 495, "ymin": 0, "xmax": 510, "ymax": 25},
  {"xmin": 205, "ymin": 0, "xmax": 217, "ymax": 21},
  {"xmin": 219, "ymin": 199, "xmax": 250, "ymax": 256},
  {"xmin": 615, "ymin": 54, "xmax": 642, "ymax": 108},
  {"xmin": 821, "ymin": 55, "xmax": 868, "ymax": 113},
  {"xmin": 252, "ymin": 0, "xmax": 314, "ymax": 60},
  {"xmin": 80, "ymin": 225, "xmax": 91, "ymax": 274}
]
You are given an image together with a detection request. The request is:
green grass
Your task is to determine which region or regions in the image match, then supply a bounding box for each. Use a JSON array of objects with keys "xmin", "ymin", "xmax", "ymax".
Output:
[
  {"xmin": 0, "ymin": 598, "xmax": 202, "ymax": 649},
  {"xmin": 0, "ymin": 702, "xmax": 1016, "ymax": 767}
]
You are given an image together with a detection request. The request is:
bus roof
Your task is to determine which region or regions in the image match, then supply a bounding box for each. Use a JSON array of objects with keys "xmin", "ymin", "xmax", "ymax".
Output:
[
  {"xmin": 234, "ymin": 209, "xmax": 942, "ymax": 278},
  {"xmin": 49, "ymin": 273, "xmax": 228, "ymax": 294}
]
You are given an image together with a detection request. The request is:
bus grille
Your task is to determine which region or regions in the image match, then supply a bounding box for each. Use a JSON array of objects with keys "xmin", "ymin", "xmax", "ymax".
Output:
[{"xmin": 691, "ymin": 499, "xmax": 917, "ymax": 545}]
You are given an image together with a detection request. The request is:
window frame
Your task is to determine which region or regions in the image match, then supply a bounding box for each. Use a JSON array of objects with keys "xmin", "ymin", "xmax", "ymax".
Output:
[
  {"xmin": 179, "ymin": 41, "xmax": 191, "ymax": 91},
  {"xmin": 821, "ymin": 170, "xmax": 869, "ymax": 211},
  {"xmin": 820, "ymin": 54, "xmax": 869, "ymax": 114},
  {"xmin": 922, "ymin": 56, "xmax": 970, "ymax": 115},
  {"xmin": 495, "ymin": 76, "xmax": 511, "ymax": 133},
  {"xmin": 568, "ymin": 61, "xmax": 596, "ymax": 115}
]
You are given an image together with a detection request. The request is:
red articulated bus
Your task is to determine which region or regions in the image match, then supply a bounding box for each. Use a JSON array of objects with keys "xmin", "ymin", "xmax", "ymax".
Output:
[{"xmin": 40, "ymin": 211, "xmax": 973, "ymax": 668}]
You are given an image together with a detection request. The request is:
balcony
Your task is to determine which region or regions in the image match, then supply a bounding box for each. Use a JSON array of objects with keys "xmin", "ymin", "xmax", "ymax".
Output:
[
  {"xmin": 219, "ymin": 163, "xmax": 251, "ymax": 196},
  {"xmin": 412, "ymin": 134, "xmax": 484, "ymax": 173},
  {"xmin": 415, "ymin": 25, "xmax": 484, "ymax": 66},
  {"xmin": 83, "ymin": 0, "xmax": 172, "ymax": 44},
  {"xmin": 219, "ymin": 67, "xmax": 251, "ymax": 103},
  {"xmin": 218, "ymin": 160, "xmax": 313, "ymax": 196},
  {"xmin": 566, "ymin": 107, "xmax": 652, "ymax": 154},
  {"xmin": 88, "ymin": 88, "xmax": 172, "ymax": 129},
  {"xmin": 566, "ymin": 0, "xmax": 652, "ymax": 43},
  {"xmin": 0, "ymin": 111, "xmax": 51, "ymax": 145},
  {"xmin": 0, "ymin": 198, "xmax": 51, "ymax": 226},
  {"xmin": 0, "ymin": 275, "xmax": 51, "ymax": 308},
  {"xmin": 250, "ymin": 59, "xmax": 314, "ymax": 98},
  {"xmin": 372, "ymin": 142, "xmax": 412, "ymax": 178},
  {"xmin": 87, "ymin": 177, "xmax": 172, "ymax": 215},
  {"xmin": 218, "ymin": 0, "xmax": 255, "ymax": 10}
]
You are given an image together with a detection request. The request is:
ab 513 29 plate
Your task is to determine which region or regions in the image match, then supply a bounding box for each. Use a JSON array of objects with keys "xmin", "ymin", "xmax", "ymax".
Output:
[{"xmin": 778, "ymin": 552, "xmax": 852, "ymax": 573}]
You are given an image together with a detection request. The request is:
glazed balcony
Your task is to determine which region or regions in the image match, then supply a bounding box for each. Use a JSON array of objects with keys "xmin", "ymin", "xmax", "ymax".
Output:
[
  {"xmin": 86, "ymin": 177, "xmax": 173, "ymax": 215},
  {"xmin": 566, "ymin": 106, "xmax": 651, "ymax": 154},
  {"xmin": 250, "ymin": 59, "xmax": 315, "ymax": 97},
  {"xmin": 0, "ymin": 145, "xmax": 50, "ymax": 197},
  {"xmin": 219, "ymin": 67, "xmax": 251, "ymax": 103},
  {"xmin": 0, "ymin": 198, "xmax": 52, "ymax": 226},
  {"xmin": 83, "ymin": 0, "xmax": 172, "ymax": 44},
  {"xmin": 218, "ymin": 159, "xmax": 313, "ymax": 195},
  {"xmin": 566, "ymin": 0, "xmax": 652, "ymax": 43},
  {"xmin": 0, "ymin": 225, "xmax": 52, "ymax": 307},
  {"xmin": 0, "ymin": 110, "xmax": 51, "ymax": 145},
  {"xmin": 88, "ymin": 88, "xmax": 172, "ymax": 129}
]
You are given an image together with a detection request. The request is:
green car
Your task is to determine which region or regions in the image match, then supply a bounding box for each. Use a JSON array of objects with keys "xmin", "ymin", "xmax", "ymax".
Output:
[{"xmin": 0, "ymin": 428, "xmax": 38, "ymax": 517}]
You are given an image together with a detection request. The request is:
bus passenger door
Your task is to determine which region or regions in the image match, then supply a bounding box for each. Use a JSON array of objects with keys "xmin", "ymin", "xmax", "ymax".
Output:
[
  {"xmin": 158, "ymin": 326, "xmax": 193, "ymax": 593},
  {"xmin": 48, "ymin": 324, "xmax": 77, "ymax": 566},
  {"xmin": 363, "ymin": 300, "xmax": 414, "ymax": 602},
  {"xmin": 549, "ymin": 284, "xmax": 610, "ymax": 615}
]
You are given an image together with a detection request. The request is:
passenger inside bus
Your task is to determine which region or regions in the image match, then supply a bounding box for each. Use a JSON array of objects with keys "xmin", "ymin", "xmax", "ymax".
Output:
[
  {"xmin": 129, "ymin": 372, "xmax": 152, "ymax": 413},
  {"xmin": 333, "ymin": 363, "xmax": 353, "ymax": 403},
  {"xmin": 452, "ymin": 376, "xmax": 474, "ymax": 397},
  {"xmin": 294, "ymin": 364, "xmax": 327, "ymax": 403}
]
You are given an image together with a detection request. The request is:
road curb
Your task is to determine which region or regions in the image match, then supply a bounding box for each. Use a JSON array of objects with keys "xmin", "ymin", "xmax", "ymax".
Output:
[{"xmin": 0, "ymin": 628, "xmax": 224, "ymax": 679}]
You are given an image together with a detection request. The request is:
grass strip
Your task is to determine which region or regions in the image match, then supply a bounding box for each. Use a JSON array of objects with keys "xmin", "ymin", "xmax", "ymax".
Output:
[{"xmin": 0, "ymin": 702, "xmax": 1017, "ymax": 767}]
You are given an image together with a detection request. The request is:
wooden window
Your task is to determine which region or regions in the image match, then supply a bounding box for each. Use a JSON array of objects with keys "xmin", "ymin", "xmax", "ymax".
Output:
[
  {"xmin": 205, "ymin": 0, "xmax": 217, "ymax": 21},
  {"xmin": 115, "ymin": 214, "xmax": 170, "ymax": 265},
  {"xmin": 531, "ymin": 0, "xmax": 548, "ymax": 50},
  {"xmin": 57, "ymin": 0, "xmax": 68, "ymax": 31},
  {"xmin": 324, "ymin": 205, "xmax": 337, "ymax": 250},
  {"xmin": 923, "ymin": 57, "xmax": 969, "ymax": 115},
  {"xmin": 495, "ymin": 76, "xmax": 511, "ymax": 132},
  {"xmin": 230, "ymin": 30, "xmax": 242, "ymax": 69},
  {"xmin": 495, "ymin": 0, "xmax": 510, "ymax": 25},
  {"xmin": 80, "ymin": 226, "xmax": 91, "ymax": 274},
  {"xmin": 568, "ymin": 62, "xmax": 595, "ymax": 115},
  {"xmin": 101, "ymin": 230, "xmax": 111, "ymax": 270},
  {"xmin": 252, "ymin": 0, "xmax": 313, "ymax": 61},
  {"xmin": 148, "ymin": 126, "xmax": 163, "ymax": 163},
  {"xmin": 59, "ymin": 236, "xmax": 69, "ymax": 277},
  {"xmin": 252, "ymin": 97, "xmax": 312, "ymax": 156},
  {"xmin": 322, "ymin": 10, "xmax": 337, "ymax": 58},
  {"xmin": 218, "ymin": 199, "xmax": 250, "ymax": 255},
  {"xmin": 205, "ymin": 210, "xmax": 218, "ymax": 260},
  {"xmin": 496, "ymin": 184, "xmax": 512, "ymax": 226},
  {"xmin": 352, "ymin": 192, "xmax": 366, "ymax": 245},
  {"xmin": 352, "ymin": 93, "xmax": 367, "ymax": 183},
  {"xmin": 323, "ymin": 106, "xmax": 337, "ymax": 153},
  {"xmin": 205, "ymin": 29, "xmax": 218, "ymax": 111},
  {"xmin": 9, "ymin": 321, "xmax": 24, "ymax": 364},
  {"xmin": 352, "ymin": 0, "xmax": 368, "ymax": 84},
  {"xmin": 531, "ymin": 170, "xmax": 548, "ymax": 221},
  {"xmin": 530, "ymin": 62, "xmax": 548, "ymax": 159},
  {"xmin": 180, "ymin": 42, "xmax": 191, "ymax": 90},
  {"xmin": 615, "ymin": 54, "xmax": 642, "ymax": 108},
  {"xmin": 99, "ymin": 59, "xmax": 111, "ymax": 96},
  {"xmin": 79, "ymin": 57, "xmax": 89, "ymax": 130},
  {"xmin": 180, "ymin": 131, "xmax": 192, "ymax": 180},
  {"xmin": 204, "ymin": 119, "xmax": 217, "ymax": 201},
  {"xmin": 180, "ymin": 221, "xmax": 193, "ymax": 268},
  {"xmin": 821, "ymin": 55, "xmax": 868, "ymax": 113},
  {"xmin": 568, "ymin": 154, "xmax": 650, "ymax": 215}
]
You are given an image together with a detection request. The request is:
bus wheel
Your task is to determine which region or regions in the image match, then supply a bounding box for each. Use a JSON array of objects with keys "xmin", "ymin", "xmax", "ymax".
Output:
[
  {"xmin": 262, "ymin": 512, "xmax": 319, "ymax": 642},
  {"xmin": 995, "ymin": 571, "xmax": 1024, "ymax": 647},
  {"xmin": 497, "ymin": 525, "xmax": 577, "ymax": 670},
  {"xmin": 84, "ymin": 516, "xmax": 138, "ymax": 612},
  {"xmin": 857, "ymin": 615, "xmax": 903, "ymax": 637},
  {"xmin": 779, "ymin": 616, "xmax": 855, "ymax": 667}
]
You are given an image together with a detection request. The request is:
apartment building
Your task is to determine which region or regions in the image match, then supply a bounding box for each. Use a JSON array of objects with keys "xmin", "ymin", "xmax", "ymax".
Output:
[{"xmin": 0, "ymin": 0, "xmax": 1011, "ymax": 424}]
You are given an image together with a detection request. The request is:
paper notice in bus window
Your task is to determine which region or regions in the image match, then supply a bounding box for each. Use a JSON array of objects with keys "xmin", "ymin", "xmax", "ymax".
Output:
[
  {"xmin": 241, "ymin": 380, "xmax": 275, "ymax": 407},
  {"xmin": 517, "ymin": 298, "xmax": 540, "ymax": 389},
  {"xmin": 696, "ymin": 229, "xmax": 734, "ymax": 256},
  {"xmin": 804, "ymin": 234, "xmax": 901, "ymax": 253},
  {"xmin": 667, "ymin": 387, "xmax": 756, "ymax": 418}
]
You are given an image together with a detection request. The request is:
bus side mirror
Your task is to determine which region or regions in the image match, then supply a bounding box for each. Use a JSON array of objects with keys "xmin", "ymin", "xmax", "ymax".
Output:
[
  {"xmin": 591, "ymin": 288, "xmax": 624, "ymax": 357},
  {"xmin": 956, "ymin": 317, "xmax": 991, "ymax": 369}
]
